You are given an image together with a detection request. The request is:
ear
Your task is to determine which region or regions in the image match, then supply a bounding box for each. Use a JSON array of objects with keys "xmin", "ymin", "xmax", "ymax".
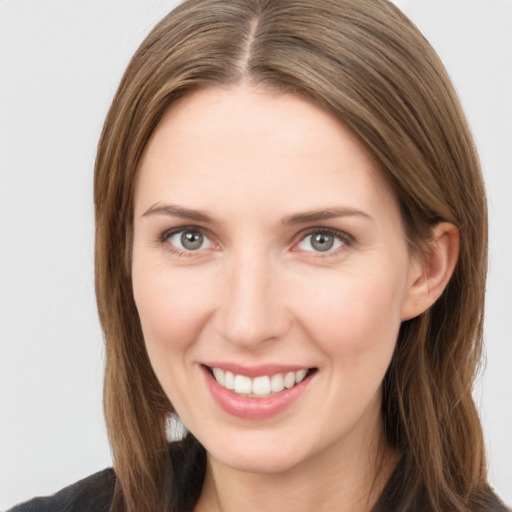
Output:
[{"xmin": 401, "ymin": 222, "xmax": 459, "ymax": 321}]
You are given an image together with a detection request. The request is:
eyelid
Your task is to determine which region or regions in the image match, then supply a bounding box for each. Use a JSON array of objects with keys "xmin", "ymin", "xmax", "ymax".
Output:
[
  {"xmin": 156, "ymin": 225, "xmax": 354, "ymax": 257},
  {"xmin": 158, "ymin": 225, "xmax": 217, "ymax": 255},
  {"xmin": 293, "ymin": 227, "xmax": 354, "ymax": 254}
]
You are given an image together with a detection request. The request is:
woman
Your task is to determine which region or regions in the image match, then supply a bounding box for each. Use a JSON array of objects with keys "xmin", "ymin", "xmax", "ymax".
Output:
[{"xmin": 9, "ymin": 0, "xmax": 510, "ymax": 511}]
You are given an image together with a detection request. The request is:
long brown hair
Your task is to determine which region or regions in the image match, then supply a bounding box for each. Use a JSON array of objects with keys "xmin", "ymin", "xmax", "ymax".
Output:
[{"xmin": 94, "ymin": 1, "xmax": 491, "ymax": 510}]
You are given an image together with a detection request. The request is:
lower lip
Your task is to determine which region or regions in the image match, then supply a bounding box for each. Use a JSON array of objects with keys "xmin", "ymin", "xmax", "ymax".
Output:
[{"xmin": 203, "ymin": 366, "xmax": 313, "ymax": 420}]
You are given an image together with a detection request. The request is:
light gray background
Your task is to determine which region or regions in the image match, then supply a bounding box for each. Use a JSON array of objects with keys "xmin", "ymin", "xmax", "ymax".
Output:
[{"xmin": 1, "ymin": 0, "xmax": 511, "ymax": 508}]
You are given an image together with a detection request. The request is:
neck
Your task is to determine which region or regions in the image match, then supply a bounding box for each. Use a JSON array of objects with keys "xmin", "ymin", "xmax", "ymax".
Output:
[{"xmin": 194, "ymin": 415, "xmax": 399, "ymax": 512}]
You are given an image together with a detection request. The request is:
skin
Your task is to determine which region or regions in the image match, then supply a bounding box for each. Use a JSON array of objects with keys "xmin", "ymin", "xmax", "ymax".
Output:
[{"xmin": 131, "ymin": 85, "xmax": 459, "ymax": 512}]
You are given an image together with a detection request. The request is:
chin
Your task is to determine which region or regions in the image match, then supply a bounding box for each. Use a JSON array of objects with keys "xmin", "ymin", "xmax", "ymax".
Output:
[
  {"xmin": 197, "ymin": 425, "xmax": 325, "ymax": 475},
  {"xmin": 211, "ymin": 444, "xmax": 304, "ymax": 474}
]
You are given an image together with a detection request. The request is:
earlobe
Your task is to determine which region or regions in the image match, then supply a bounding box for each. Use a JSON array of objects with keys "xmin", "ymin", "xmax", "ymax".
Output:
[{"xmin": 401, "ymin": 222, "xmax": 460, "ymax": 321}]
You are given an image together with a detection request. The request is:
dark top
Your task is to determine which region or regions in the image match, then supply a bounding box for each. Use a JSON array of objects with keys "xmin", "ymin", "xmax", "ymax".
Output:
[
  {"xmin": 7, "ymin": 445, "xmax": 510, "ymax": 512},
  {"xmin": 7, "ymin": 468, "xmax": 115, "ymax": 512}
]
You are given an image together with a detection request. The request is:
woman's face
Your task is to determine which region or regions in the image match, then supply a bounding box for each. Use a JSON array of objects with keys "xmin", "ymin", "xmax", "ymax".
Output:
[{"xmin": 132, "ymin": 85, "xmax": 419, "ymax": 474}]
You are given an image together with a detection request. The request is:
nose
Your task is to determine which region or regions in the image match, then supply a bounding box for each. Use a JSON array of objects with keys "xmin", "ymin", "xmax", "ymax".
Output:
[{"xmin": 213, "ymin": 250, "xmax": 291, "ymax": 349}]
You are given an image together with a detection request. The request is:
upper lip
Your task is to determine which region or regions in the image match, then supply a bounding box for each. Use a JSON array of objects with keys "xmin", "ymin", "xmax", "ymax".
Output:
[{"xmin": 201, "ymin": 362, "xmax": 314, "ymax": 378}]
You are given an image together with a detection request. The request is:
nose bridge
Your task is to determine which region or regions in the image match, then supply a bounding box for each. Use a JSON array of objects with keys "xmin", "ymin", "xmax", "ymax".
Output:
[{"xmin": 215, "ymin": 246, "xmax": 289, "ymax": 347}]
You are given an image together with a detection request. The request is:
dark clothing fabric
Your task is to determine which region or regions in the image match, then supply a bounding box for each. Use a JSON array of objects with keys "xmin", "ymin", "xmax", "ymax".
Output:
[
  {"xmin": 7, "ymin": 468, "xmax": 115, "ymax": 512},
  {"xmin": 7, "ymin": 445, "xmax": 510, "ymax": 512},
  {"xmin": 371, "ymin": 453, "xmax": 510, "ymax": 512}
]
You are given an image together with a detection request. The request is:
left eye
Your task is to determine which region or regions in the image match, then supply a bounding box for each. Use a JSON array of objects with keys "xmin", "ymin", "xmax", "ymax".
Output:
[
  {"xmin": 167, "ymin": 229, "xmax": 213, "ymax": 252},
  {"xmin": 297, "ymin": 230, "xmax": 346, "ymax": 253}
]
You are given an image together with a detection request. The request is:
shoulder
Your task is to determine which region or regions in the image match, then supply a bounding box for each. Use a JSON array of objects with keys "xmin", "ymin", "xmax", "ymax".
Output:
[
  {"xmin": 373, "ymin": 453, "xmax": 511, "ymax": 512},
  {"xmin": 7, "ymin": 468, "xmax": 116, "ymax": 512}
]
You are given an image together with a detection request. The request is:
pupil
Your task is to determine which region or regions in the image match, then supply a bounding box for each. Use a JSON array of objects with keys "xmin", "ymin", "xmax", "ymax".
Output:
[
  {"xmin": 181, "ymin": 231, "xmax": 203, "ymax": 250},
  {"xmin": 312, "ymin": 233, "xmax": 333, "ymax": 252}
]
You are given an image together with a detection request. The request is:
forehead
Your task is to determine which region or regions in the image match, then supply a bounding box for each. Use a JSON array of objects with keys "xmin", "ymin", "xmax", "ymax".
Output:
[{"xmin": 134, "ymin": 85, "xmax": 397, "ymax": 222}]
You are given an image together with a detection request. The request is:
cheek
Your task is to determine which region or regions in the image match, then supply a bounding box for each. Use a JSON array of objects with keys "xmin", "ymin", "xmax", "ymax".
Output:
[
  {"xmin": 131, "ymin": 261, "xmax": 218, "ymax": 414},
  {"xmin": 297, "ymin": 262, "xmax": 407, "ymax": 368},
  {"xmin": 132, "ymin": 261, "xmax": 214, "ymax": 356}
]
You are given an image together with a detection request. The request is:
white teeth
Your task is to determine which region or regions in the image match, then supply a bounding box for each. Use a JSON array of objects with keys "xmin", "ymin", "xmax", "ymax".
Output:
[
  {"xmin": 270, "ymin": 373, "xmax": 284, "ymax": 393},
  {"xmin": 295, "ymin": 369, "xmax": 308, "ymax": 383},
  {"xmin": 224, "ymin": 371, "xmax": 235, "ymax": 390},
  {"xmin": 210, "ymin": 367, "xmax": 311, "ymax": 397},
  {"xmin": 284, "ymin": 372, "xmax": 295, "ymax": 389},
  {"xmin": 252, "ymin": 376, "xmax": 271, "ymax": 396},
  {"xmin": 212, "ymin": 367, "xmax": 225, "ymax": 386},
  {"xmin": 234, "ymin": 375, "xmax": 252, "ymax": 394}
]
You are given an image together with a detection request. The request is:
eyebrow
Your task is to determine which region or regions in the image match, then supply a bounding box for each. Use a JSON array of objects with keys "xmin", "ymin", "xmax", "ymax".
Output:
[
  {"xmin": 142, "ymin": 203, "xmax": 214, "ymax": 223},
  {"xmin": 283, "ymin": 208, "xmax": 372, "ymax": 225},
  {"xmin": 142, "ymin": 203, "xmax": 372, "ymax": 225}
]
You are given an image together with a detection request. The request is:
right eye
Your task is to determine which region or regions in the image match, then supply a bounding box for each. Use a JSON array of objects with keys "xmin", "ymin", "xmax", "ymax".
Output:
[
  {"xmin": 295, "ymin": 228, "xmax": 352, "ymax": 255},
  {"xmin": 164, "ymin": 228, "xmax": 214, "ymax": 253}
]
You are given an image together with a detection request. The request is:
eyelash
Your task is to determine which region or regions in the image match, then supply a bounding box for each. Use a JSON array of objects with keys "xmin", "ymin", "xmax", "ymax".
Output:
[
  {"xmin": 297, "ymin": 227, "xmax": 354, "ymax": 255},
  {"xmin": 158, "ymin": 226, "xmax": 214, "ymax": 257},
  {"xmin": 157, "ymin": 226, "xmax": 354, "ymax": 257}
]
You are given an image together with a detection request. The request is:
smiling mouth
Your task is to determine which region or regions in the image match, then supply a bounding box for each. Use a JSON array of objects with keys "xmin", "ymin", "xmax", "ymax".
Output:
[{"xmin": 205, "ymin": 366, "xmax": 317, "ymax": 398}]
